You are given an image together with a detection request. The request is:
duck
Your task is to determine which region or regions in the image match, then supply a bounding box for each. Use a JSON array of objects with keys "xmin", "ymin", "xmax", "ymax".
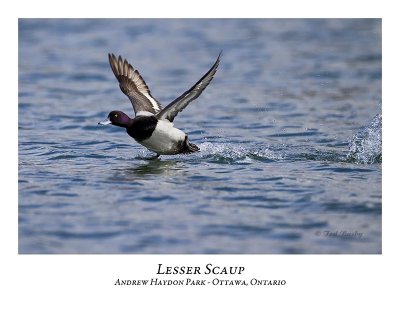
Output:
[{"xmin": 99, "ymin": 52, "xmax": 221, "ymax": 158}]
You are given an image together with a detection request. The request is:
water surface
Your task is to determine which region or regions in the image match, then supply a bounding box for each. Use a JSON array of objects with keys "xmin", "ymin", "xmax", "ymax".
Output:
[{"xmin": 19, "ymin": 19, "xmax": 381, "ymax": 253}]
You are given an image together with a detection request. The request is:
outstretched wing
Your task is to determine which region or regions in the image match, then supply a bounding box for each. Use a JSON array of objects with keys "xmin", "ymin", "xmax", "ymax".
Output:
[
  {"xmin": 108, "ymin": 53, "xmax": 162, "ymax": 115},
  {"xmin": 156, "ymin": 52, "xmax": 221, "ymax": 122}
]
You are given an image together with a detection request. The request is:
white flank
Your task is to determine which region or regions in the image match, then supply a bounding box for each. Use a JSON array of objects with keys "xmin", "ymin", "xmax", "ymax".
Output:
[{"xmin": 139, "ymin": 120, "xmax": 185, "ymax": 154}]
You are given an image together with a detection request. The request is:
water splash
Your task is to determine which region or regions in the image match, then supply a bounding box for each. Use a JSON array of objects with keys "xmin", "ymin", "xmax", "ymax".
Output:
[
  {"xmin": 347, "ymin": 114, "xmax": 382, "ymax": 164},
  {"xmin": 131, "ymin": 114, "xmax": 381, "ymax": 165},
  {"xmin": 199, "ymin": 142, "xmax": 284, "ymax": 163}
]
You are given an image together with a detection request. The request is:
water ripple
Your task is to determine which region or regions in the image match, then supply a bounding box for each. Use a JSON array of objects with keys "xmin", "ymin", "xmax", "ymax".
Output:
[{"xmin": 18, "ymin": 19, "xmax": 381, "ymax": 254}]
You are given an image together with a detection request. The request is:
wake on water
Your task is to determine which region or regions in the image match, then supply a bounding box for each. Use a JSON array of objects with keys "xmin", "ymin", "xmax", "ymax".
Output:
[
  {"xmin": 137, "ymin": 114, "xmax": 382, "ymax": 165},
  {"xmin": 199, "ymin": 142, "xmax": 285, "ymax": 163},
  {"xmin": 199, "ymin": 113, "xmax": 382, "ymax": 165}
]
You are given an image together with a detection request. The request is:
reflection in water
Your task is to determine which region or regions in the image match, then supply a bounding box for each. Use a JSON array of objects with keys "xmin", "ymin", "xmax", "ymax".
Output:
[{"xmin": 117, "ymin": 159, "xmax": 181, "ymax": 177}]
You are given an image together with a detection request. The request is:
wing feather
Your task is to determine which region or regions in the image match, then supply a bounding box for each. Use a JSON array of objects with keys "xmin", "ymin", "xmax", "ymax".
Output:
[
  {"xmin": 156, "ymin": 52, "xmax": 221, "ymax": 122},
  {"xmin": 108, "ymin": 53, "xmax": 162, "ymax": 114}
]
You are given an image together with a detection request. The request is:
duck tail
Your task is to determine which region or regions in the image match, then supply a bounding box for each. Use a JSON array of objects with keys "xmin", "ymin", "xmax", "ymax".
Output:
[{"xmin": 181, "ymin": 136, "xmax": 200, "ymax": 154}]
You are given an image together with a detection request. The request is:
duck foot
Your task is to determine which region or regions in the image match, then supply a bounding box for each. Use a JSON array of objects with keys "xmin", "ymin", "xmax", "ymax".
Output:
[{"xmin": 143, "ymin": 153, "xmax": 160, "ymax": 160}]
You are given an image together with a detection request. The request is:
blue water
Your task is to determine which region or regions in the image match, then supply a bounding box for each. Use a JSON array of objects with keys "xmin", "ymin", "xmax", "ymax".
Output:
[{"xmin": 19, "ymin": 19, "xmax": 381, "ymax": 253}]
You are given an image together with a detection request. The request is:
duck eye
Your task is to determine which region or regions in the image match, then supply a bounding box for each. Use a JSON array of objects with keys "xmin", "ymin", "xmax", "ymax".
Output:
[{"xmin": 114, "ymin": 114, "xmax": 118, "ymax": 118}]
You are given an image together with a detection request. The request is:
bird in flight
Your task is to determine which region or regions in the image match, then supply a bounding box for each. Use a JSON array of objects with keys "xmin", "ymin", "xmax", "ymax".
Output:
[{"xmin": 99, "ymin": 52, "xmax": 221, "ymax": 158}]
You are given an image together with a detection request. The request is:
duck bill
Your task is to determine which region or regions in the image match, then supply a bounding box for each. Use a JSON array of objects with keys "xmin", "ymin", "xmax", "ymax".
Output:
[{"xmin": 98, "ymin": 117, "xmax": 111, "ymax": 125}]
